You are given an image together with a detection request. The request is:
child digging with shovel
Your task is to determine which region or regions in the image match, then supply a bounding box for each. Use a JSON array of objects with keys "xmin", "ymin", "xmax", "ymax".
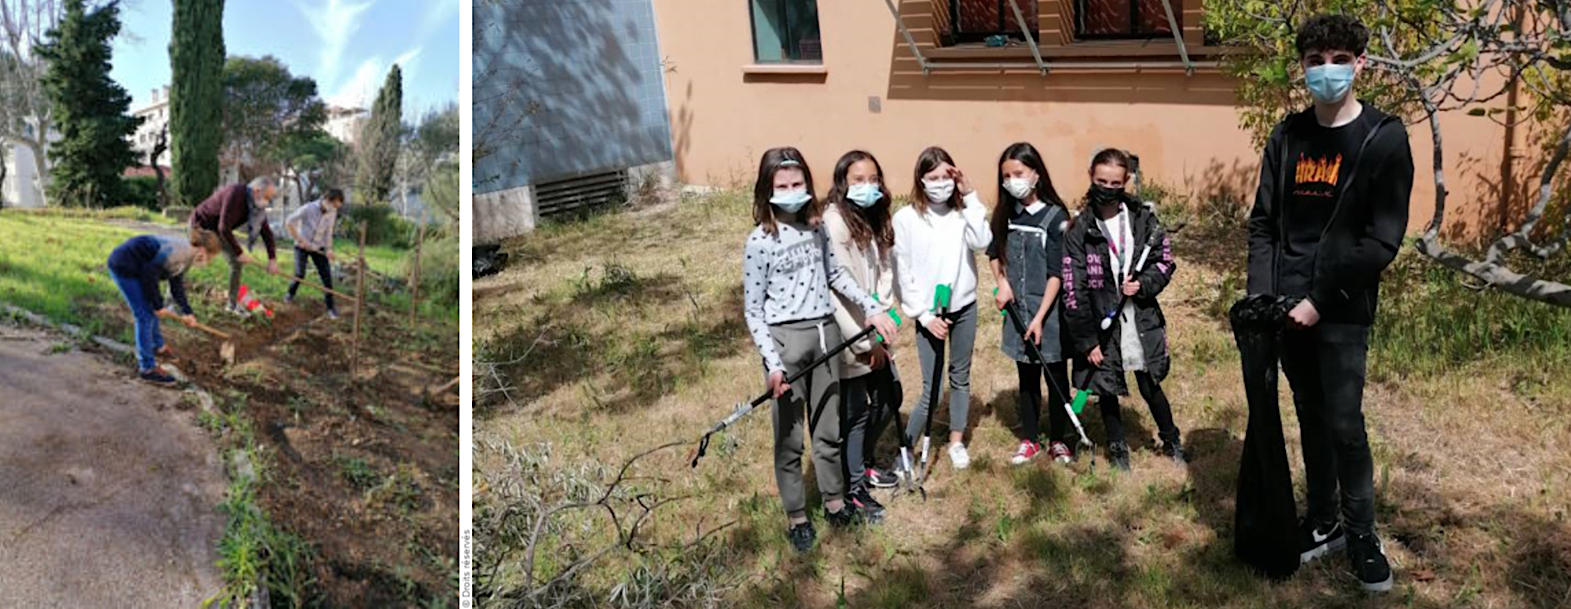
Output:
[
  {"xmin": 284, "ymin": 188, "xmax": 345, "ymax": 319},
  {"xmin": 742, "ymin": 147, "xmax": 899, "ymax": 553},
  {"xmin": 107, "ymin": 229, "xmax": 224, "ymax": 386}
]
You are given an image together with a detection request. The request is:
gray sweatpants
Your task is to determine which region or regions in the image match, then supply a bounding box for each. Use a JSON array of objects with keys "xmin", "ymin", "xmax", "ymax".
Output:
[
  {"xmin": 906, "ymin": 302, "xmax": 978, "ymax": 443},
  {"xmin": 768, "ymin": 318, "xmax": 846, "ymax": 518}
]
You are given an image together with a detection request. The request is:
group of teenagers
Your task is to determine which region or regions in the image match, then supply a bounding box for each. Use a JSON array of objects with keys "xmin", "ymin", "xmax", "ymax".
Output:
[
  {"xmin": 105, "ymin": 176, "xmax": 349, "ymax": 386},
  {"xmin": 738, "ymin": 13, "xmax": 1413, "ymax": 593}
]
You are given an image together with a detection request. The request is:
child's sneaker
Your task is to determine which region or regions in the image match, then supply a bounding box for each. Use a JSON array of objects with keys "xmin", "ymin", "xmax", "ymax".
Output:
[
  {"xmin": 1162, "ymin": 437, "xmax": 1188, "ymax": 464},
  {"xmin": 947, "ymin": 442, "xmax": 971, "ymax": 469},
  {"xmin": 283, "ymin": 293, "xmax": 295, "ymax": 304},
  {"xmin": 1348, "ymin": 532, "xmax": 1393, "ymax": 593},
  {"xmin": 138, "ymin": 366, "xmax": 178, "ymax": 386},
  {"xmin": 326, "ymin": 308, "xmax": 340, "ymax": 320},
  {"xmin": 1010, "ymin": 440, "xmax": 1041, "ymax": 465},
  {"xmin": 1107, "ymin": 441, "xmax": 1132, "ymax": 471},
  {"xmin": 1048, "ymin": 441, "xmax": 1074, "ymax": 464},
  {"xmin": 848, "ymin": 487, "xmax": 885, "ymax": 524},
  {"xmin": 1299, "ymin": 518, "xmax": 1346, "ymax": 564},
  {"xmin": 824, "ymin": 503, "xmax": 863, "ymax": 529},
  {"xmin": 787, "ymin": 521, "xmax": 816, "ymax": 553},
  {"xmin": 865, "ymin": 467, "xmax": 898, "ymax": 489}
]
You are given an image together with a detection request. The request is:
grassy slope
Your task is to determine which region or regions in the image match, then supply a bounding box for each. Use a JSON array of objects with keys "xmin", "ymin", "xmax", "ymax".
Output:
[
  {"xmin": 0, "ymin": 208, "xmax": 432, "ymax": 343},
  {"xmin": 475, "ymin": 191, "xmax": 1571, "ymax": 608}
]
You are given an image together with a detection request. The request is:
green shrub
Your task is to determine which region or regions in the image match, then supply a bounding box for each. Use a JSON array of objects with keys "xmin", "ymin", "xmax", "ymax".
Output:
[
  {"xmin": 122, "ymin": 176, "xmax": 164, "ymax": 210},
  {"xmin": 340, "ymin": 204, "xmax": 414, "ymax": 247}
]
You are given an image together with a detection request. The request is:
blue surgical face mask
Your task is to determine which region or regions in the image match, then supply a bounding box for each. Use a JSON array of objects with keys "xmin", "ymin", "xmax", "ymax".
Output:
[
  {"xmin": 846, "ymin": 183, "xmax": 883, "ymax": 207},
  {"xmin": 1305, "ymin": 63, "xmax": 1355, "ymax": 104},
  {"xmin": 771, "ymin": 188, "xmax": 812, "ymax": 213}
]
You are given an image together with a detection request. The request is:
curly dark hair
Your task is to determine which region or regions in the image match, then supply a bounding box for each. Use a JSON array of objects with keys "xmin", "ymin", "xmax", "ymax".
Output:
[{"xmin": 1295, "ymin": 14, "xmax": 1368, "ymax": 58}]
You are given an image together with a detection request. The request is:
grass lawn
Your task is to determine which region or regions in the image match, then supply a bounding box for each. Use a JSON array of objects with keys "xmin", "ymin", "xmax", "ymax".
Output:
[
  {"xmin": 473, "ymin": 191, "xmax": 1571, "ymax": 608},
  {"xmin": 0, "ymin": 207, "xmax": 449, "ymax": 344}
]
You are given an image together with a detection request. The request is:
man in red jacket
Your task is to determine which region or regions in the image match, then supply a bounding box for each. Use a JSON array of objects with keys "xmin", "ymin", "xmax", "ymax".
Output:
[{"xmin": 189, "ymin": 177, "xmax": 282, "ymax": 315}]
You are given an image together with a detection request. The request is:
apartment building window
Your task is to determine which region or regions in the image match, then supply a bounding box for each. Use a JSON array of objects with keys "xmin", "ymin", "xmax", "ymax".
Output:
[
  {"xmin": 749, "ymin": 0, "xmax": 821, "ymax": 63},
  {"xmin": 943, "ymin": 0, "xmax": 1040, "ymax": 45},
  {"xmin": 1075, "ymin": 0, "xmax": 1177, "ymax": 39}
]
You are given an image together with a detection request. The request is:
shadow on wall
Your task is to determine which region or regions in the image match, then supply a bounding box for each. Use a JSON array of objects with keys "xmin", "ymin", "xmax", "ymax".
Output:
[
  {"xmin": 882, "ymin": 0, "xmax": 1237, "ymax": 105},
  {"xmin": 472, "ymin": 0, "xmax": 673, "ymax": 194}
]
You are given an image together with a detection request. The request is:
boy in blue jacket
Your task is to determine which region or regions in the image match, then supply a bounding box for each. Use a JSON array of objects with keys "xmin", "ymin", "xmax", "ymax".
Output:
[{"xmin": 106, "ymin": 230, "xmax": 223, "ymax": 385}]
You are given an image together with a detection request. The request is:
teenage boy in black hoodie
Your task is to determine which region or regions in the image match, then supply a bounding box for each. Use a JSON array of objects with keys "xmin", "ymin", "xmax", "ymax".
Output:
[{"xmin": 1246, "ymin": 14, "xmax": 1413, "ymax": 593}]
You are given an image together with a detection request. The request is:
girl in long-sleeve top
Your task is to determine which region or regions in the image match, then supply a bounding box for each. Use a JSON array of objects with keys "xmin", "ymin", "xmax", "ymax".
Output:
[
  {"xmin": 986, "ymin": 142, "xmax": 1074, "ymax": 466},
  {"xmin": 822, "ymin": 150, "xmax": 901, "ymax": 523},
  {"xmin": 741, "ymin": 147, "xmax": 899, "ymax": 553},
  {"xmin": 1061, "ymin": 148, "xmax": 1184, "ymax": 471},
  {"xmin": 892, "ymin": 146, "xmax": 993, "ymax": 470},
  {"xmin": 106, "ymin": 230, "xmax": 223, "ymax": 385}
]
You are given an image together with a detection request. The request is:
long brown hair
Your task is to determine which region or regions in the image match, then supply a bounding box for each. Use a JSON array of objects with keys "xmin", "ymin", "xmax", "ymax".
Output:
[
  {"xmin": 752, "ymin": 147, "xmax": 822, "ymax": 237},
  {"xmin": 824, "ymin": 150, "xmax": 895, "ymax": 256},
  {"xmin": 991, "ymin": 142, "xmax": 1066, "ymax": 265},
  {"xmin": 909, "ymin": 146, "xmax": 962, "ymax": 216}
]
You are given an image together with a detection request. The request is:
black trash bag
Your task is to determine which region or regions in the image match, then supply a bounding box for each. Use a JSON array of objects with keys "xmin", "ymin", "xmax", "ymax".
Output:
[
  {"xmin": 1230, "ymin": 294, "xmax": 1303, "ymax": 580},
  {"xmin": 473, "ymin": 244, "xmax": 508, "ymax": 279}
]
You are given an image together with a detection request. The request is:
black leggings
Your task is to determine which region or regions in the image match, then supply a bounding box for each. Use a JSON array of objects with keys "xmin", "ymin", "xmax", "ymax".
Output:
[
  {"xmin": 1098, "ymin": 371, "xmax": 1179, "ymax": 446},
  {"xmin": 1016, "ymin": 360, "xmax": 1069, "ymax": 444},
  {"xmin": 287, "ymin": 247, "xmax": 334, "ymax": 310}
]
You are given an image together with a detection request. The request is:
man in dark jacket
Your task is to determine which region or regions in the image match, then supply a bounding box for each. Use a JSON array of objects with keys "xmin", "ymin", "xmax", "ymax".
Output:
[
  {"xmin": 1245, "ymin": 13, "xmax": 1413, "ymax": 593},
  {"xmin": 189, "ymin": 177, "xmax": 281, "ymax": 314}
]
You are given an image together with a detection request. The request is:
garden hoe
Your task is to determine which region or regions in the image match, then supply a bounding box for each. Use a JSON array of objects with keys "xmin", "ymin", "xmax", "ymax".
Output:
[
  {"xmin": 689, "ymin": 317, "xmax": 900, "ymax": 468},
  {"xmin": 189, "ymin": 320, "xmax": 236, "ymax": 365},
  {"xmin": 243, "ymin": 258, "xmax": 360, "ymax": 305}
]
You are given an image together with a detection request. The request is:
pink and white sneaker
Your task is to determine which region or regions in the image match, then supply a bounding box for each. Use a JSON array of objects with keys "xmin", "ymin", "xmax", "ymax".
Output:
[
  {"xmin": 1048, "ymin": 441, "xmax": 1074, "ymax": 464},
  {"xmin": 1010, "ymin": 440, "xmax": 1042, "ymax": 465}
]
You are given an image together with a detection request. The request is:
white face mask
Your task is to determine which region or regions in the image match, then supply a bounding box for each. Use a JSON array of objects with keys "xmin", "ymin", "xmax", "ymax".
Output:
[
  {"xmin": 770, "ymin": 188, "xmax": 811, "ymax": 213},
  {"xmin": 1003, "ymin": 175, "xmax": 1037, "ymax": 200},
  {"xmin": 923, "ymin": 178, "xmax": 955, "ymax": 204},
  {"xmin": 846, "ymin": 182, "xmax": 883, "ymax": 207}
]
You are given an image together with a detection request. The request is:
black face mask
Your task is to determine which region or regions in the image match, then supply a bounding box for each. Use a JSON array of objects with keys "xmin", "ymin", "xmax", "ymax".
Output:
[{"xmin": 1088, "ymin": 183, "xmax": 1124, "ymax": 208}]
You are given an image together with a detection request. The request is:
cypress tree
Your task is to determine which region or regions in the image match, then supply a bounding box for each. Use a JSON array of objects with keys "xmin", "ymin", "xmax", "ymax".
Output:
[
  {"xmin": 36, "ymin": 0, "xmax": 141, "ymax": 207},
  {"xmin": 356, "ymin": 64, "xmax": 402, "ymax": 203},
  {"xmin": 170, "ymin": 0, "xmax": 225, "ymax": 207}
]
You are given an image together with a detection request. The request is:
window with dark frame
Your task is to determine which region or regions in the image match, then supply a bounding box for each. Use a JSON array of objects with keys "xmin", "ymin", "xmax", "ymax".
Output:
[
  {"xmin": 943, "ymin": 0, "xmax": 1041, "ymax": 45},
  {"xmin": 749, "ymin": 0, "xmax": 822, "ymax": 63},
  {"xmin": 1075, "ymin": 0, "xmax": 1178, "ymax": 40}
]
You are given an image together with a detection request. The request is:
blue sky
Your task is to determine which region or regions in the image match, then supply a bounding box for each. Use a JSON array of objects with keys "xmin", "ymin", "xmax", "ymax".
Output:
[{"xmin": 110, "ymin": 0, "xmax": 458, "ymax": 122}]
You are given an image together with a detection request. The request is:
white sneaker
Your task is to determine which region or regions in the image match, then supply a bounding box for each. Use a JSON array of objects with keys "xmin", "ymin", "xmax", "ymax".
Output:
[
  {"xmin": 226, "ymin": 304, "xmax": 251, "ymax": 317},
  {"xmin": 948, "ymin": 442, "xmax": 971, "ymax": 469}
]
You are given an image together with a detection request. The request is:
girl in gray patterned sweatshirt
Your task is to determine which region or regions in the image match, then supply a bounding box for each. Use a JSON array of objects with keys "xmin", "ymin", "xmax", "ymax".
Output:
[{"xmin": 741, "ymin": 147, "xmax": 898, "ymax": 553}]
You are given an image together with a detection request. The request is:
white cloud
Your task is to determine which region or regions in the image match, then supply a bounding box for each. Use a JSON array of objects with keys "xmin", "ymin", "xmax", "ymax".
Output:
[
  {"xmin": 327, "ymin": 46, "xmax": 421, "ymax": 110},
  {"xmin": 299, "ymin": 0, "xmax": 376, "ymax": 88}
]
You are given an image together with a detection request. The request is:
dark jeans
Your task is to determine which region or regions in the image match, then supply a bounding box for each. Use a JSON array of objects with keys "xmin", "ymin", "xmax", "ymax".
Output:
[
  {"xmin": 1098, "ymin": 371, "xmax": 1180, "ymax": 446},
  {"xmin": 108, "ymin": 269, "xmax": 164, "ymax": 372},
  {"xmin": 287, "ymin": 247, "xmax": 335, "ymax": 311},
  {"xmin": 1281, "ymin": 323, "xmax": 1376, "ymax": 536},
  {"xmin": 841, "ymin": 363, "xmax": 901, "ymax": 491},
  {"xmin": 1016, "ymin": 360, "xmax": 1069, "ymax": 443}
]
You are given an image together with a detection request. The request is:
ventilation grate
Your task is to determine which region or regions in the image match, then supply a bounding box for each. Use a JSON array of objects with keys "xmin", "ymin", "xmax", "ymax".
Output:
[{"xmin": 535, "ymin": 170, "xmax": 627, "ymax": 218}]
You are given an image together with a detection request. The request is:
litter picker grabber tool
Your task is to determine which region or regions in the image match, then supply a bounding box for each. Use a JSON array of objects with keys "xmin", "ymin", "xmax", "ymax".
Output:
[
  {"xmin": 1001, "ymin": 300, "xmax": 1094, "ymax": 464},
  {"xmin": 1100, "ymin": 230, "xmax": 1159, "ymax": 331},
  {"xmin": 912, "ymin": 284, "xmax": 952, "ymax": 486},
  {"xmin": 689, "ymin": 318, "xmax": 899, "ymax": 468}
]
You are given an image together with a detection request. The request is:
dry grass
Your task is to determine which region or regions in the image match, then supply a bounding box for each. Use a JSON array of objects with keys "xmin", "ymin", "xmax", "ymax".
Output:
[{"xmin": 473, "ymin": 190, "xmax": 1571, "ymax": 609}]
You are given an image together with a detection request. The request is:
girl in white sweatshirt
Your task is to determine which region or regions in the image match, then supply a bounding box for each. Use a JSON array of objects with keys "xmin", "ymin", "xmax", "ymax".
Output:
[
  {"xmin": 741, "ymin": 147, "xmax": 899, "ymax": 553},
  {"xmin": 893, "ymin": 146, "xmax": 993, "ymax": 469}
]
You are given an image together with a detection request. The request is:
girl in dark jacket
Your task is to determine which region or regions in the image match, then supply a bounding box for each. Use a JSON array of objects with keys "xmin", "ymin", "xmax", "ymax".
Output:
[{"xmin": 1061, "ymin": 149, "xmax": 1184, "ymax": 470}]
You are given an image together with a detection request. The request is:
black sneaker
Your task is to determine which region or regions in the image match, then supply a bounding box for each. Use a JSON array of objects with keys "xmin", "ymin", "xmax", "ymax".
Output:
[
  {"xmin": 1298, "ymin": 518, "xmax": 1346, "ymax": 564},
  {"xmin": 138, "ymin": 366, "xmax": 178, "ymax": 386},
  {"xmin": 787, "ymin": 521, "xmax": 816, "ymax": 553},
  {"xmin": 824, "ymin": 502, "xmax": 862, "ymax": 529},
  {"xmin": 1348, "ymin": 532, "xmax": 1393, "ymax": 593},
  {"xmin": 1161, "ymin": 436, "xmax": 1187, "ymax": 464},
  {"xmin": 865, "ymin": 467, "xmax": 897, "ymax": 489},
  {"xmin": 1107, "ymin": 442, "xmax": 1132, "ymax": 471},
  {"xmin": 848, "ymin": 487, "xmax": 886, "ymax": 524}
]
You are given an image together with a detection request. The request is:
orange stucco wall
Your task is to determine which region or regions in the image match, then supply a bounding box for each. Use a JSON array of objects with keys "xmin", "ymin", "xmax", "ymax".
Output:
[{"xmin": 653, "ymin": 0, "xmax": 1525, "ymax": 240}]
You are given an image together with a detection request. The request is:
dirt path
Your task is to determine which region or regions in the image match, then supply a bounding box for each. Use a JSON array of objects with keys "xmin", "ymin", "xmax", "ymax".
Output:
[{"xmin": 0, "ymin": 324, "xmax": 225, "ymax": 607}]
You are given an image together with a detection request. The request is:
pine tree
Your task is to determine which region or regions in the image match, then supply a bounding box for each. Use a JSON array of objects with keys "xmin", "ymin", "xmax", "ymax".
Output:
[
  {"xmin": 170, "ymin": 0, "xmax": 225, "ymax": 207},
  {"xmin": 35, "ymin": 0, "xmax": 141, "ymax": 207},
  {"xmin": 356, "ymin": 64, "xmax": 402, "ymax": 204}
]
